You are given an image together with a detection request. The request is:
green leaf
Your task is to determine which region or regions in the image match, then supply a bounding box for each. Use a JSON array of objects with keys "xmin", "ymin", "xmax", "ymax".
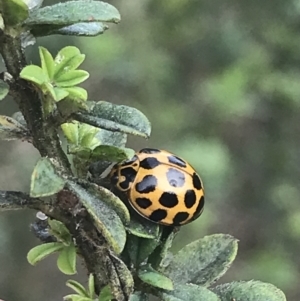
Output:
[
  {"xmin": 88, "ymin": 274, "xmax": 95, "ymax": 298},
  {"xmin": 31, "ymin": 22, "xmax": 109, "ymax": 37},
  {"xmin": 56, "ymin": 70, "xmax": 89, "ymax": 87},
  {"xmin": 61, "ymin": 122, "xmax": 79, "ymax": 145},
  {"xmin": 67, "ymin": 181, "xmax": 126, "ymax": 254},
  {"xmin": 163, "ymin": 234, "xmax": 238, "ymax": 286},
  {"xmin": 48, "ymin": 219, "xmax": 72, "ymax": 245},
  {"xmin": 20, "ymin": 65, "xmax": 48, "ymax": 86},
  {"xmin": 39, "ymin": 46, "xmax": 55, "ymax": 80},
  {"xmin": 54, "ymin": 46, "xmax": 86, "ymax": 79},
  {"xmin": 66, "ymin": 280, "xmax": 89, "ymax": 298},
  {"xmin": 70, "ymin": 145, "xmax": 135, "ymax": 163},
  {"xmin": 98, "ymin": 285, "xmax": 113, "ymax": 301},
  {"xmin": 27, "ymin": 242, "xmax": 64, "ymax": 265},
  {"xmin": 57, "ymin": 244, "xmax": 77, "ymax": 275},
  {"xmin": 64, "ymin": 295, "xmax": 93, "ymax": 301},
  {"xmin": 51, "ymin": 87, "xmax": 70, "ymax": 102},
  {"xmin": 63, "ymin": 87, "xmax": 88, "ymax": 101},
  {"xmin": 160, "ymin": 284, "xmax": 221, "ymax": 301},
  {"xmin": 138, "ymin": 265, "xmax": 173, "ymax": 291},
  {"xmin": 0, "ymin": 80, "xmax": 9, "ymax": 100},
  {"xmin": 109, "ymin": 253, "xmax": 134, "ymax": 297},
  {"xmin": 0, "ymin": 0, "xmax": 29, "ymax": 26},
  {"xmin": 25, "ymin": 1, "xmax": 120, "ymax": 27},
  {"xmin": 74, "ymin": 101, "xmax": 151, "ymax": 138},
  {"xmin": 30, "ymin": 157, "xmax": 66, "ymax": 197},
  {"xmin": 0, "ymin": 115, "xmax": 31, "ymax": 141},
  {"xmin": 213, "ymin": 280, "xmax": 287, "ymax": 301},
  {"xmin": 61, "ymin": 122, "xmax": 100, "ymax": 149},
  {"xmin": 92, "ymin": 145, "xmax": 134, "ymax": 162}
]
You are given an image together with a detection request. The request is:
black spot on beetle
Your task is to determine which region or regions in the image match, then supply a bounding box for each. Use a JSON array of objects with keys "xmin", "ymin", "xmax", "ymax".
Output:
[
  {"xmin": 149, "ymin": 209, "xmax": 168, "ymax": 222},
  {"xmin": 184, "ymin": 190, "xmax": 197, "ymax": 208},
  {"xmin": 192, "ymin": 172, "xmax": 202, "ymax": 190},
  {"xmin": 118, "ymin": 167, "xmax": 137, "ymax": 190},
  {"xmin": 140, "ymin": 157, "xmax": 160, "ymax": 169},
  {"xmin": 193, "ymin": 196, "xmax": 205, "ymax": 218},
  {"xmin": 166, "ymin": 168, "xmax": 185, "ymax": 187},
  {"xmin": 173, "ymin": 212, "xmax": 190, "ymax": 225},
  {"xmin": 139, "ymin": 148, "xmax": 161, "ymax": 154},
  {"xmin": 136, "ymin": 198, "xmax": 152, "ymax": 209},
  {"xmin": 159, "ymin": 192, "xmax": 179, "ymax": 208},
  {"xmin": 135, "ymin": 175, "xmax": 158, "ymax": 193},
  {"xmin": 168, "ymin": 155, "xmax": 187, "ymax": 168}
]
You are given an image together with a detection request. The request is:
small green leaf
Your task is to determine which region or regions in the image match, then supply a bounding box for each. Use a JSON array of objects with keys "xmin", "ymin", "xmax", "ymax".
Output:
[
  {"xmin": 57, "ymin": 244, "xmax": 77, "ymax": 275},
  {"xmin": 160, "ymin": 284, "xmax": 221, "ymax": 301},
  {"xmin": 74, "ymin": 101, "xmax": 151, "ymax": 138},
  {"xmin": 67, "ymin": 181, "xmax": 126, "ymax": 254},
  {"xmin": 56, "ymin": 70, "xmax": 89, "ymax": 87},
  {"xmin": 64, "ymin": 295, "xmax": 93, "ymax": 301},
  {"xmin": 61, "ymin": 122, "xmax": 79, "ymax": 145},
  {"xmin": 0, "ymin": 0, "xmax": 29, "ymax": 26},
  {"xmin": 0, "ymin": 80, "xmax": 9, "ymax": 100},
  {"xmin": 30, "ymin": 157, "xmax": 66, "ymax": 197},
  {"xmin": 20, "ymin": 65, "xmax": 48, "ymax": 86},
  {"xmin": 39, "ymin": 47, "xmax": 55, "ymax": 80},
  {"xmin": 88, "ymin": 274, "xmax": 95, "ymax": 298},
  {"xmin": 63, "ymin": 87, "xmax": 88, "ymax": 101},
  {"xmin": 78, "ymin": 123, "xmax": 100, "ymax": 149},
  {"xmin": 52, "ymin": 87, "xmax": 70, "ymax": 102},
  {"xmin": 138, "ymin": 265, "xmax": 173, "ymax": 291},
  {"xmin": 71, "ymin": 145, "xmax": 134, "ymax": 162},
  {"xmin": 27, "ymin": 242, "xmax": 64, "ymax": 265},
  {"xmin": 66, "ymin": 280, "xmax": 89, "ymax": 297},
  {"xmin": 62, "ymin": 121, "xmax": 100, "ymax": 149},
  {"xmin": 25, "ymin": 1, "xmax": 120, "ymax": 27},
  {"xmin": 54, "ymin": 46, "xmax": 85, "ymax": 79},
  {"xmin": 163, "ymin": 234, "xmax": 238, "ymax": 286},
  {"xmin": 213, "ymin": 280, "xmax": 287, "ymax": 301},
  {"xmin": 48, "ymin": 219, "xmax": 72, "ymax": 245},
  {"xmin": 0, "ymin": 115, "xmax": 31, "ymax": 141},
  {"xmin": 98, "ymin": 285, "xmax": 113, "ymax": 301}
]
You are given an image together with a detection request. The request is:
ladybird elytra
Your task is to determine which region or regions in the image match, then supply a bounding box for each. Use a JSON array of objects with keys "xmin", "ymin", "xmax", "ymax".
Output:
[{"xmin": 109, "ymin": 148, "xmax": 204, "ymax": 226}]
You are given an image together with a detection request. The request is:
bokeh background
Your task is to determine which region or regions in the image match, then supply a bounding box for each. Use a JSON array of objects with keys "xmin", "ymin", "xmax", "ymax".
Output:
[{"xmin": 1, "ymin": 0, "xmax": 300, "ymax": 300}]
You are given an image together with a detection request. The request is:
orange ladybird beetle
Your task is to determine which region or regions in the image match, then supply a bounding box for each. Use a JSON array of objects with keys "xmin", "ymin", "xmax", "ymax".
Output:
[{"xmin": 109, "ymin": 148, "xmax": 205, "ymax": 226}]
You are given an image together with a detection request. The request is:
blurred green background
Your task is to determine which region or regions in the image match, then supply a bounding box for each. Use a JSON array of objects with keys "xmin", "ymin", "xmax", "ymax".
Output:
[{"xmin": 1, "ymin": 0, "xmax": 300, "ymax": 300}]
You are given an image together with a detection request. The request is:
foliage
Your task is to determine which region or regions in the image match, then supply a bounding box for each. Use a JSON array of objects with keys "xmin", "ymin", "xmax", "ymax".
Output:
[{"xmin": 0, "ymin": 0, "xmax": 289, "ymax": 301}]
